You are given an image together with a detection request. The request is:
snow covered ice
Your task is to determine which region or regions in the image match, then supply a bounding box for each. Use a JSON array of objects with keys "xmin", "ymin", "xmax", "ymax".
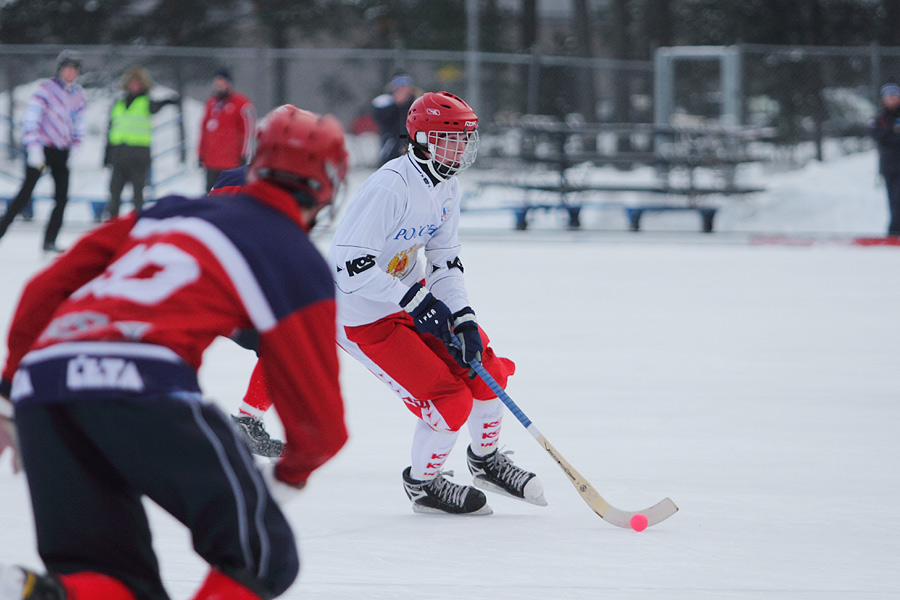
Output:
[{"xmin": 1, "ymin": 136, "xmax": 899, "ymax": 597}]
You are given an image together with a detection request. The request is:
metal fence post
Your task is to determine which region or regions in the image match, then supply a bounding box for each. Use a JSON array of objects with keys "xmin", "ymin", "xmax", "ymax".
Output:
[
  {"xmin": 653, "ymin": 47, "xmax": 673, "ymax": 152},
  {"xmin": 528, "ymin": 45, "xmax": 541, "ymax": 114},
  {"xmin": 721, "ymin": 45, "xmax": 743, "ymax": 127},
  {"xmin": 3, "ymin": 60, "xmax": 17, "ymax": 160},
  {"xmin": 465, "ymin": 0, "xmax": 482, "ymax": 112},
  {"xmin": 871, "ymin": 41, "xmax": 882, "ymax": 101}
]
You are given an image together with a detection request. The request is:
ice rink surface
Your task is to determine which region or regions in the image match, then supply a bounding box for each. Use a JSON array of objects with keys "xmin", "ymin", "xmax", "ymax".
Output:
[
  {"xmin": 0, "ymin": 145, "xmax": 899, "ymax": 598},
  {"xmin": 1, "ymin": 218, "xmax": 898, "ymax": 599}
]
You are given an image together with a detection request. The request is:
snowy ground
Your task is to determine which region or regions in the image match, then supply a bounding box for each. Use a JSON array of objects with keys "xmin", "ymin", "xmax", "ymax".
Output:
[{"xmin": 1, "ymin": 143, "xmax": 899, "ymax": 599}]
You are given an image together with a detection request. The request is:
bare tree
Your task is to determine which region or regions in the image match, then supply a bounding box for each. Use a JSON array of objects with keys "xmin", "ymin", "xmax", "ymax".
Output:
[
  {"xmin": 879, "ymin": 0, "xmax": 900, "ymax": 46},
  {"xmin": 571, "ymin": 0, "xmax": 597, "ymax": 120},
  {"xmin": 644, "ymin": 0, "xmax": 673, "ymax": 53}
]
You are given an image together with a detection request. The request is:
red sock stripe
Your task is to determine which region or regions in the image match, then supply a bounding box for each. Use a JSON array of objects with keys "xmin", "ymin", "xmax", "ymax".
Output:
[
  {"xmin": 57, "ymin": 572, "xmax": 136, "ymax": 600},
  {"xmin": 192, "ymin": 569, "xmax": 262, "ymax": 600}
]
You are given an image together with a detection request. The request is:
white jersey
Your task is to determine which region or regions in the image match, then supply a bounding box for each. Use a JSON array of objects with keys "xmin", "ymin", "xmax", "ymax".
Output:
[{"xmin": 329, "ymin": 154, "xmax": 469, "ymax": 327}]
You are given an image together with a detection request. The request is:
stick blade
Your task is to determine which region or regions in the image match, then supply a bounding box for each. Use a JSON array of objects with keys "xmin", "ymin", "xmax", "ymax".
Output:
[
  {"xmin": 597, "ymin": 497, "xmax": 679, "ymax": 529},
  {"xmin": 535, "ymin": 433, "xmax": 679, "ymax": 529}
]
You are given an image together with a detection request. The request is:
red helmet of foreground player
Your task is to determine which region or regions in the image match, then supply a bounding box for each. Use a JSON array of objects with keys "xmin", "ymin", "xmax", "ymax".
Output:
[
  {"xmin": 406, "ymin": 91, "xmax": 479, "ymax": 181},
  {"xmin": 249, "ymin": 105, "xmax": 349, "ymax": 209}
]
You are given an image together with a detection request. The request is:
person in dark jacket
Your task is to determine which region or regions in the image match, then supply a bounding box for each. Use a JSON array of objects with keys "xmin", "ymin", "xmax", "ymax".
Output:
[
  {"xmin": 371, "ymin": 72, "xmax": 420, "ymax": 165},
  {"xmin": 870, "ymin": 82, "xmax": 900, "ymax": 236},
  {"xmin": 103, "ymin": 66, "xmax": 179, "ymax": 220}
]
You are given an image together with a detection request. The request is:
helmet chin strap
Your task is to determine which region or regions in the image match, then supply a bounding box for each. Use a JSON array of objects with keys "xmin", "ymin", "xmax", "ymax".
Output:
[{"xmin": 410, "ymin": 145, "xmax": 450, "ymax": 184}]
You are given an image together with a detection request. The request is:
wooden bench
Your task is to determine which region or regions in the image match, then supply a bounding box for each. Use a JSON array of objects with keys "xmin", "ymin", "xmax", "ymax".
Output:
[
  {"xmin": 625, "ymin": 205, "xmax": 718, "ymax": 233},
  {"xmin": 466, "ymin": 180, "xmax": 764, "ymax": 232},
  {"xmin": 471, "ymin": 120, "xmax": 771, "ymax": 231},
  {"xmin": 505, "ymin": 201, "xmax": 717, "ymax": 232}
]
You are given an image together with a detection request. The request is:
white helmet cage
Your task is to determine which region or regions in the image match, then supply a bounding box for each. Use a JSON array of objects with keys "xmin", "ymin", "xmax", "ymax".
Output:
[{"xmin": 413, "ymin": 129, "xmax": 479, "ymax": 181}]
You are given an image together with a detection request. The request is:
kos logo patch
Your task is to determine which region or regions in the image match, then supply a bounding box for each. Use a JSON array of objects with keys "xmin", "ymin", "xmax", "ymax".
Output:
[
  {"xmin": 345, "ymin": 254, "xmax": 377, "ymax": 276},
  {"xmin": 446, "ymin": 257, "xmax": 464, "ymax": 272}
]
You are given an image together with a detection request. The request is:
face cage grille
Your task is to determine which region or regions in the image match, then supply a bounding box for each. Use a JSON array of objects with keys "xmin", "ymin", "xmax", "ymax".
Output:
[{"xmin": 426, "ymin": 130, "xmax": 479, "ymax": 177}]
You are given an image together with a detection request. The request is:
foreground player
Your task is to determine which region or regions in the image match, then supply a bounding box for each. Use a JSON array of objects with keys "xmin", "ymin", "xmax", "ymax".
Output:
[
  {"xmin": 0, "ymin": 106, "xmax": 349, "ymax": 600},
  {"xmin": 329, "ymin": 91, "xmax": 545, "ymax": 515}
]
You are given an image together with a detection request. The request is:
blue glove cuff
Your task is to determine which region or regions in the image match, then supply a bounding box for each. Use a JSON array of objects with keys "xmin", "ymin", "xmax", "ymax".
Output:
[{"xmin": 400, "ymin": 282, "xmax": 429, "ymax": 315}]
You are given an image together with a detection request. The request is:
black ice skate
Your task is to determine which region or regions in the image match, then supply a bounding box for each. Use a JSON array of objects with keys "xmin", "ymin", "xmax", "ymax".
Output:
[
  {"xmin": 230, "ymin": 415, "xmax": 284, "ymax": 458},
  {"xmin": 467, "ymin": 446, "xmax": 547, "ymax": 506},
  {"xmin": 0, "ymin": 565, "xmax": 66, "ymax": 600},
  {"xmin": 402, "ymin": 467, "xmax": 492, "ymax": 515}
]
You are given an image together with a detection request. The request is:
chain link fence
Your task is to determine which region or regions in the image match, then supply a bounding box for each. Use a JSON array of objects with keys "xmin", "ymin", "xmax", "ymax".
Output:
[
  {"xmin": 0, "ymin": 42, "xmax": 894, "ymax": 176},
  {"xmin": 663, "ymin": 44, "xmax": 900, "ymax": 163},
  {"xmin": 0, "ymin": 44, "xmax": 653, "ymax": 169}
]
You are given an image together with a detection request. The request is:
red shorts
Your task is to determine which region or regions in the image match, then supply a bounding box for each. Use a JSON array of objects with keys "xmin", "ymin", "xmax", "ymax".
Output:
[{"xmin": 341, "ymin": 312, "xmax": 515, "ymax": 432}]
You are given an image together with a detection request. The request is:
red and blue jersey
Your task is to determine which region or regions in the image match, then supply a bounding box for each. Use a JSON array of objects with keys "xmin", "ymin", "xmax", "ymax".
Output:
[{"xmin": 2, "ymin": 180, "xmax": 346, "ymax": 485}]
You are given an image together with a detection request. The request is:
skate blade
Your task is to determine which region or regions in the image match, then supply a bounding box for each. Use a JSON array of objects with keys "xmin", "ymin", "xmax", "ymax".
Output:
[
  {"xmin": 410, "ymin": 503, "xmax": 494, "ymax": 516},
  {"xmin": 473, "ymin": 477, "xmax": 548, "ymax": 506}
]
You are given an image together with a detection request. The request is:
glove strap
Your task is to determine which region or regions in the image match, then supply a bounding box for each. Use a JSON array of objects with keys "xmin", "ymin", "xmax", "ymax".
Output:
[
  {"xmin": 400, "ymin": 282, "xmax": 430, "ymax": 314},
  {"xmin": 452, "ymin": 307, "xmax": 477, "ymax": 329}
]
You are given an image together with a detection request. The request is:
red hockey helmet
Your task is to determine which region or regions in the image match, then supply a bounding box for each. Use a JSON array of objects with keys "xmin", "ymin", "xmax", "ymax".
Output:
[
  {"xmin": 248, "ymin": 105, "xmax": 349, "ymax": 209},
  {"xmin": 406, "ymin": 91, "xmax": 479, "ymax": 181}
]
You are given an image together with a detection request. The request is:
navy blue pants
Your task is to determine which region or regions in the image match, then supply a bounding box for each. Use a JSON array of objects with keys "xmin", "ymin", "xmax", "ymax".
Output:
[
  {"xmin": 16, "ymin": 397, "xmax": 298, "ymax": 600},
  {"xmin": 885, "ymin": 172, "xmax": 900, "ymax": 235}
]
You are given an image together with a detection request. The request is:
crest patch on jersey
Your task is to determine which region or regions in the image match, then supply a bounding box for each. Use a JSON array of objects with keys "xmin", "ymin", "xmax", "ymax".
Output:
[
  {"xmin": 387, "ymin": 244, "xmax": 422, "ymax": 278},
  {"xmin": 441, "ymin": 198, "xmax": 453, "ymax": 222}
]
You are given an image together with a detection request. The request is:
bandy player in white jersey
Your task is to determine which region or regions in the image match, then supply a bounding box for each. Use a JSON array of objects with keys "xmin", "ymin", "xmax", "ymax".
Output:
[{"xmin": 329, "ymin": 91, "xmax": 545, "ymax": 515}]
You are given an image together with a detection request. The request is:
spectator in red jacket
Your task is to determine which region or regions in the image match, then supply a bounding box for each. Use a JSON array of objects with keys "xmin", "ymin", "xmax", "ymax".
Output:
[{"xmin": 198, "ymin": 69, "xmax": 256, "ymax": 192}]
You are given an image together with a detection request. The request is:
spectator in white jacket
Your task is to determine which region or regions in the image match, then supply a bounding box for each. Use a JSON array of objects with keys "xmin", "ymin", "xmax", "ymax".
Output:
[{"xmin": 0, "ymin": 50, "xmax": 87, "ymax": 253}]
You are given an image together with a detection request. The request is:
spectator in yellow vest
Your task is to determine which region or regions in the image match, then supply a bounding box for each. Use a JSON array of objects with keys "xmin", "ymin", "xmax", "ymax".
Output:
[{"xmin": 102, "ymin": 66, "xmax": 179, "ymax": 219}]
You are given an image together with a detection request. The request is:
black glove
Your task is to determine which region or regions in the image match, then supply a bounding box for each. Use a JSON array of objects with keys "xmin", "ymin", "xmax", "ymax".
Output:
[
  {"xmin": 447, "ymin": 307, "xmax": 482, "ymax": 371},
  {"xmin": 400, "ymin": 282, "xmax": 453, "ymax": 345}
]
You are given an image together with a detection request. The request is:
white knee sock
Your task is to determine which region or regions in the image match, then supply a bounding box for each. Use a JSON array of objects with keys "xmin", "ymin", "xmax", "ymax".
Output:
[
  {"xmin": 467, "ymin": 398, "xmax": 504, "ymax": 457},
  {"xmin": 235, "ymin": 402, "xmax": 264, "ymax": 419},
  {"xmin": 410, "ymin": 419, "xmax": 460, "ymax": 480}
]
